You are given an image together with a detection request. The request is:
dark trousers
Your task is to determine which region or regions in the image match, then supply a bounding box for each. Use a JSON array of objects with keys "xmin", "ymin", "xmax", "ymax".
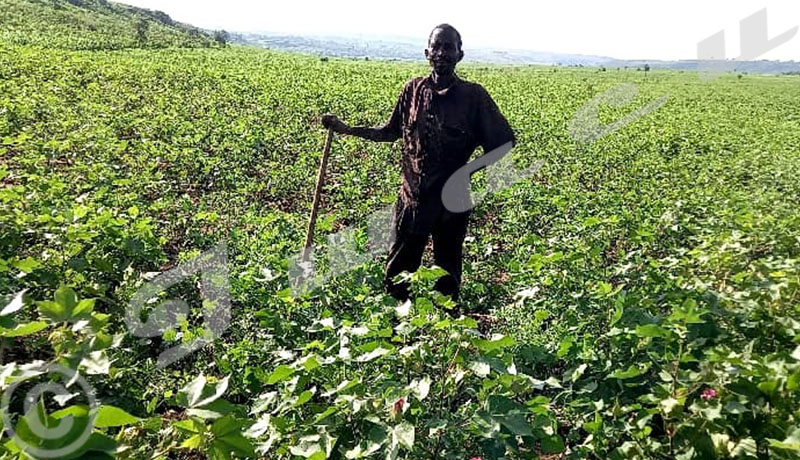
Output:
[{"xmin": 383, "ymin": 201, "xmax": 470, "ymax": 302}]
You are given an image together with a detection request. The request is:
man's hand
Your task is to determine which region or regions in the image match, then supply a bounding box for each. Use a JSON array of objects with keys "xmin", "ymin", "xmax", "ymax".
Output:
[{"xmin": 321, "ymin": 114, "xmax": 349, "ymax": 134}]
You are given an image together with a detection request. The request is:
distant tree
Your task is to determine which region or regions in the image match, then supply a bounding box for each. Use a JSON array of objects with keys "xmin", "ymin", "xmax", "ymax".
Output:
[
  {"xmin": 644, "ymin": 63, "xmax": 651, "ymax": 72},
  {"xmin": 135, "ymin": 18, "xmax": 149, "ymax": 45},
  {"xmin": 214, "ymin": 30, "xmax": 230, "ymax": 47},
  {"xmin": 151, "ymin": 10, "xmax": 173, "ymax": 25}
]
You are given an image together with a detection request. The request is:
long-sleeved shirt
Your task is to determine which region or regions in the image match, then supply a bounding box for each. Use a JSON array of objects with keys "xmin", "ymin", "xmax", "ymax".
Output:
[{"xmin": 351, "ymin": 74, "xmax": 516, "ymax": 234}]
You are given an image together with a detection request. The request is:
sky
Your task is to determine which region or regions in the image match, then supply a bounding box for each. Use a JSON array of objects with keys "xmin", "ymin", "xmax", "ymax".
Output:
[{"xmin": 117, "ymin": 0, "xmax": 800, "ymax": 61}]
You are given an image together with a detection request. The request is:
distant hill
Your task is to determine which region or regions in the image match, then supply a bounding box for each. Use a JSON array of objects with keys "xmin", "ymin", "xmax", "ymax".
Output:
[
  {"xmin": 0, "ymin": 0, "xmax": 217, "ymax": 50},
  {"xmin": 235, "ymin": 32, "xmax": 800, "ymax": 74}
]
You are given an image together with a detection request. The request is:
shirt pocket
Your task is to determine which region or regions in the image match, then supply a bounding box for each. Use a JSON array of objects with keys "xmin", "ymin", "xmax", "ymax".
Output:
[{"xmin": 441, "ymin": 121, "xmax": 472, "ymax": 154}]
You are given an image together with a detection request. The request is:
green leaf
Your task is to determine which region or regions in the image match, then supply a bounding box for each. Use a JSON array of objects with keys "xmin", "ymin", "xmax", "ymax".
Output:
[
  {"xmin": 570, "ymin": 363, "xmax": 588, "ymax": 382},
  {"xmin": 393, "ymin": 423, "xmax": 414, "ymax": 450},
  {"xmin": 181, "ymin": 374, "xmax": 208, "ymax": 407},
  {"xmin": 322, "ymin": 378, "xmax": 360, "ymax": 397},
  {"xmin": 266, "ymin": 365, "xmax": 295, "ymax": 384},
  {"xmin": 594, "ymin": 281, "xmax": 614, "ymax": 297},
  {"xmin": 474, "ymin": 334, "xmax": 516, "ymax": 352},
  {"xmin": 181, "ymin": 434, "xmax": 204, "ymax": 449},
  {"xmin": 497, "ymin": 413, "xmax": 532, "ymax": 437},
  {"xmin": 608, "ymin": 364, "xmax": 648, "ymax": 379},
  {"xmin": 758, "ymin": 380, "xmax": 780, "ymax": 397},
  {"xmin": 556, "ymin": 336, "xmax": 574, "ymax": 358},
  {"xmin": 661, "ymin": 397, "xmax": 680, "ymax": 415},
  {"xmin": 187, "ymin": 408, "xmax": 225, "ymax": 420},
  {"xmin": 37, "ymin": 287, "xmax": 93, "ymax": 323},
  {"xmin": 469, "ymin": 360, "xmax": 491, "ymax": 377},
  {"xmin": 787, "ymin": 370, "xmax": 800, "ymax": 391},
  {"xmin": 471, "ymin": 411, "xmax": 501, "ymax": 438},
  {"xmin": 610, "ymin": 297, "xmax": 624, "ymax": 326},
  {"xmin": 55, "ymin": 286, "xmax": 79, "ymax": 312},
  {"xmin": 13, "ymin": 400, "xmax": 117, "ymax": 458},
  {"xmin": 355, "ymin": 347, "xmax": 391, "ymax": 363},
  {"xmin": 80, "ymin": 350, "xmax": 112, "ymax": 375},
  {"xmin": 408, "ymin": 377, "xmax": 431, "ymax": 401},
  {"xmin": 584, "ymin": 216, "xmax": 602, "ymax": 227},
  {"xmin": 72, "ymin": 299, "xmax": 96, "ymax": 317},
  {"xmin": 412, "ymin": 266, "xmax": 448, "ymax": 282},
  {"xmin": 211, "ymin": 415, "xmax": 241, "ymax": 437},
  {"xmin": 303, "ymin": 355, "xmax": 321, "ymax": 372},
  {"xmin": 488, "ymin": 395, "xmax": 532, "ymax": 437},
  {"xmin": 768, "ymin": 427, "xmax": 800, "ymax": 451},
  {"xmin": 292, "ymin": 390, "xmax": 314, "ymax": 408},
  {"xmin": 635, "ymin": 324, "xmax": 670, "ymax": 338},
  {"xmin": 217, "ymin": 434, "xmax": 256, "ymax": 457},
  {"xmin": 312, "ymin": 406, "xmax": 338, "ymax": 424},
  {"xmin": 668, "ymin": 298, "xmax": 707, "ymax": 325},
  {"xmin": 1, "ymin": 321, "xmax": 47, "ymax": 338},
  {"xmin": 37, "ymin": 300, "xmax": 68, "ymax": 322},
  {"xmin": 194, "ymin": 376, "xmax": 230, "ymax": 408},
  {"xmin": 731, "ymin": 438, "xmax": 757, "ymax": 458},
  {"xmin": 14, "ymin": 257, "xmax": 41, "ymax": 273},
  {"xmin": 174, "ymin": 419, "xmax": 206, "ymax": 434},
  {"xmin": 290, "ymin": 436, "xmax": 324, "ymax": 458},
  {"xmin": 541, "ymin": 434, "xmax": 566, "ymax": 453},
  {"xmin": 209, "ymin": 440, "xmax": 234, "ymax": 460},
  {"xmin": 94, "ymin": 405, "xmax": 140, "ymax": 428}
]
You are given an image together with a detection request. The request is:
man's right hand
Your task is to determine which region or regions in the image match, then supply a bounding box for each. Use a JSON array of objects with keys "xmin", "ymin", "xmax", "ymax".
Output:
[{"xmin": 321, "ymin": 114, "xmax": 349, "ymax": 134}]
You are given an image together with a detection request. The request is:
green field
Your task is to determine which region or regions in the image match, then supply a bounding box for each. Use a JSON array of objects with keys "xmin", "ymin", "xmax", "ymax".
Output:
[{"xmin": 2, "ymin": 1, "xmax": 800, "ymax": 459}]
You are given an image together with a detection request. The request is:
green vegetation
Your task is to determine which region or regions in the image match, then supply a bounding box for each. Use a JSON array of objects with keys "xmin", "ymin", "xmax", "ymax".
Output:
[
  {"xmin": 1, "ymin": 1, "xmax": 799, "ymax": 459},
  {"xmin": 0, "ymin": 0, "xmax": 215, "ymax": 49}
]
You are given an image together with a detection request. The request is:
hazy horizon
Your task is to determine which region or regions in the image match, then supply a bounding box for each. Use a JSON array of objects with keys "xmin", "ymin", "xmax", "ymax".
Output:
[{"xmin": 116, "ymin": 0, "xmax": 800, "ymax": 62}]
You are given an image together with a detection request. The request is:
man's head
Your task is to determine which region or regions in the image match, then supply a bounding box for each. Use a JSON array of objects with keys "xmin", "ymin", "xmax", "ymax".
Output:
[{"xmin": 425, "ymin": 24, "xmax": 464, "ymax": 76}]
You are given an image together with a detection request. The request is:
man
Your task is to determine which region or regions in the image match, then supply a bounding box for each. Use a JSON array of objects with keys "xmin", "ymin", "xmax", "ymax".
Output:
[{"xmin": 322, "ymin": 24, "xmax": 515, "ymax": 305}]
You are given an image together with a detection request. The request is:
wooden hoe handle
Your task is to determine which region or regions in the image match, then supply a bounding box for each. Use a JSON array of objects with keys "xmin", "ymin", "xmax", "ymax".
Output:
[{"xmin": 302, "ymin": 127, "xmax": 335, "ymax": 262}]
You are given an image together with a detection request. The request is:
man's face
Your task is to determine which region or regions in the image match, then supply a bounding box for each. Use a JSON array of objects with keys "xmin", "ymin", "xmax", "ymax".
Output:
[{"xmin": 425, "ymin": 28, "xmax": 463, "ymax": 75}]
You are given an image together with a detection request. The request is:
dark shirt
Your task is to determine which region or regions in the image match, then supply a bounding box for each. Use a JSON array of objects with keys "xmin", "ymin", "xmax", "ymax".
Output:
[{"xmin": 356, "ymin": 75, "xmax": 516, "ymax": 234}]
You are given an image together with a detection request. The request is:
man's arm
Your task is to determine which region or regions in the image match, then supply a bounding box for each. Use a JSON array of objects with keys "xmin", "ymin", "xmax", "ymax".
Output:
[
  {"xmin": 346, "ymin": 122, "xmax": 401, "ymax": 142},
  {"xmin": 321, "ymin": 114, "xmax": 400, "ymax": 142},
  {"xmin": 321, "ymin": 82, "xmax": 407, "ymax": 143}
]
